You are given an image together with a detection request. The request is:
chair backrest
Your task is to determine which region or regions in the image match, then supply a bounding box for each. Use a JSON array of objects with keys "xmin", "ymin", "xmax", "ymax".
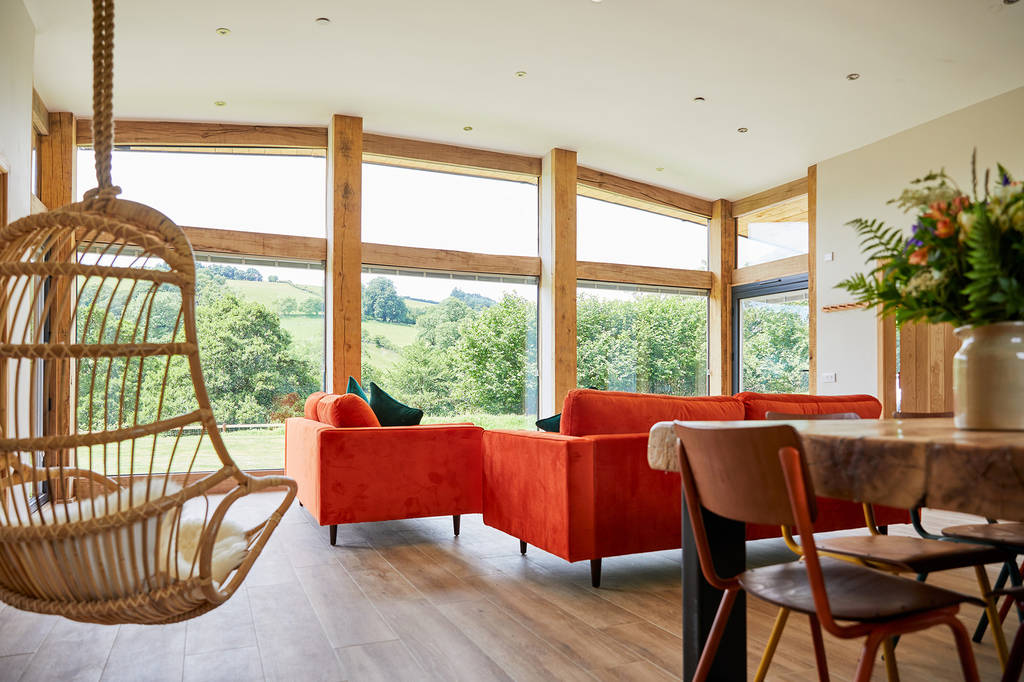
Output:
[
  {"xmin": 764, "ymin": 411, "xmax": 860, "ymax": 420},
  {"xmin": 674, "ymin": 423, "xmax": 816, "ymax": 532}
]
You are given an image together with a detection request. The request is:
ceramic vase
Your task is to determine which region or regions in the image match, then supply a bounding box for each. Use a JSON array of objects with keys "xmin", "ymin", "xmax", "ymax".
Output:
[{"xmin": 953, "ymin": 321, "xmax": 1024, "ymax": 430}]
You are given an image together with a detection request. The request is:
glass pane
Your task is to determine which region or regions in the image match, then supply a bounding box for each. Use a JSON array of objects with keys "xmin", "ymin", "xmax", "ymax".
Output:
[
  {"xmin": 576, "ymin": 281, "xmax": 708, "ymax": 395},
  {"xmin": 577, "ymin": 196, "xmax": 709, "ymax": 270},
  {"xmin": 736, "ymin": 222, "xmax": 808, "ymax": 268},
  {"xmin": 359, "ymin": 268, "xmax": 538, "ymax": 429},
  {"xmin": 735, "ymin": 195, "xmax": 809, "ymax": 268},
  {"xmin": 362, "ymin": 164, "xmax": 538, "ymax": 256},
  {"xmin": 76, "ymin": 148, "xmax": 327, "ymax": 237},
  {"xmin": 738, "ymin": 289, "xmax": 809, "ymax": 393},
  {"xmin": 75, "ymin": 251, "xmax": 325, "ymax": 472}
]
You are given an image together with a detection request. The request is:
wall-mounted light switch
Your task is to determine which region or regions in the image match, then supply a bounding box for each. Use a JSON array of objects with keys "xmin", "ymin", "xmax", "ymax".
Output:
[
  {"xmin": 822, "ymin": 372, "xmax": 837, "ymax": 383},
  {"xmin": 824, "ymin": 252, "xmax": 835, "ymax": 262}
]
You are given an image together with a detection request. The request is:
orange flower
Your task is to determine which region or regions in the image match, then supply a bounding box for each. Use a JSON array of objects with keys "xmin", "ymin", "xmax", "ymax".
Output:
[
  {"xmin": 909, "ymin": 247, "xmax": 929, "ymax": 265},
  {"xmin": 935, "ymin": 218, "xmax": 955, "ymax": 238},
  {"xmin": 951, "ymin": 195, "xmax": 970, "ymax": 213},
  {"xmin": 924, "ymin": 200, "xmax": 948, "ymax": 220}
]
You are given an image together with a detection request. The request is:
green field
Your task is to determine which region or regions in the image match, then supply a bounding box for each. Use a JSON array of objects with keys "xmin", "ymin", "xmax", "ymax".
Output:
[{"xmin": 223, "ymin": 279, "xmax": 323, "ymax": 307}]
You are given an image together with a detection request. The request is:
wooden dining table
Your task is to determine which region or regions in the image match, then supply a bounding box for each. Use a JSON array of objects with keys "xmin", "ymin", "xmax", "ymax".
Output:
[{"xmin": 647, "ymin": 417, "xmax": 1024, "ymax": 680}]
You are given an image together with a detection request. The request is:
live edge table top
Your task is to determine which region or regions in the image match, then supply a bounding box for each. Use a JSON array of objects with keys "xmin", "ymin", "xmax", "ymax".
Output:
[{"xmin": 648, "ymin": 418, "xmax": 1024, "ymax": 522}]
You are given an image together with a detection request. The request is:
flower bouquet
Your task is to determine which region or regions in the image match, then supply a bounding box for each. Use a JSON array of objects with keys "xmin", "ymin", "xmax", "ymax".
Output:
[{"xmin": 838, "ymin": 152, "xmax": 1024, "ymax": 429}]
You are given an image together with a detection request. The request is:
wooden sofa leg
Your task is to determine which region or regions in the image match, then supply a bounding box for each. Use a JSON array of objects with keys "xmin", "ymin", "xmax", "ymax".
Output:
[
  {"xmin": 520, "ymin": 540, "xmax": 527, "ymax": 555},
  {"xmin": 453, "ymin": 515, "xmax": 461, "ymax": 536},
  {"xmin": 329, "ymin": 524, "xmax": 338, "ymax": 546},
  {"xmin": 591, "ymin": 559, "xmax": 602, "ymax": 588}
]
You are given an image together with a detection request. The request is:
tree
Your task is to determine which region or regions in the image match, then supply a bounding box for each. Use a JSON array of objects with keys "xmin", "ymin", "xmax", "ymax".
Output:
[
  {"xmin": 739, "ymin": 302, "xmax": 809, "ymax": 393},
  {"xmin": 362, "ymin": 277, "xmax": 412, "ymax": 323},
  {"xmin": 267, "ymin": 275, "xmax": 279, "ymax": 282},
  {"xmin": 139, "ymin": 292, "xmax": 319, "ymax": 425},
  {"xmin": 278, "ymin": 297, "xmax": 298, "ymax": 315},
  {"xmin": 454, "ymin": 294, "xmax": 534, "ymax": 414},
  {"xmin": 300, "ymin": 297, "xmax": 324, "ymax": 316},
  {"xmin": 450, "ymin": 288, "xmax": 496, "ymax": 310}
]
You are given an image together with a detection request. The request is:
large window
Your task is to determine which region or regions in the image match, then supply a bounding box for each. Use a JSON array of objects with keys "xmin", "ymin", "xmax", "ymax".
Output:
[
  {"xmin": 360, "ymin": 268, "xmax": 538, "ymax": 429},
  {"xmin": 362, "ymin": 164, "xmax": 538, "ymax": 256},
  {"xmin": 577, "ymin": 195, "xmax": 709, "ymax": 270},
  {"xmin": 736, "ymin": 195, "xmax": 808, "ymax": 268},
  {"xmin": 577, "ymin": 281, "xmax": 709, "ymax": 396},
  {"xmin": 75, "ymin": 251, "xmax": 325, "ymax": 473},
  {"xmin": 76, "ymin": 148, "xmax": 326, "ymax": 237}
]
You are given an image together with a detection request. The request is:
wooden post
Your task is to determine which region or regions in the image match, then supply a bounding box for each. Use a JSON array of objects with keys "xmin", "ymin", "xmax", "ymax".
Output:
[
  {"xmin": 38, "ymin": 113, "xmax": 75, "ymax": 477},
  {"xmin": 877, "ymin": 315, "xmax": 898, "ymax": 416},
  {"xmin": 708, "ymin": 199, "xmax": 734, "ymax": 395},
  {"xmin": 807, "ymin": 165, "xmax": 818, "ymax": 394},
  {"xmin": 539, "ymin": 148, "xmax": 577, "ymax": 415},
  {"xmin": 326, "ymin": 115, "xmax": 363, "ymax": 391}
]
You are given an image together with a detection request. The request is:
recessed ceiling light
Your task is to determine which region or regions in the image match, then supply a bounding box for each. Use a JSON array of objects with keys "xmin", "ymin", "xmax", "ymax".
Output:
[
  {"xmin": 693, "ymin": 96, "xmax": 706, "ymax": 103},
  {"xmin": 515, "ymin": 71, "xmax": 528, "ymax": 78},
  {"xmin": 656, "ymin": 167, "xmax": 665, "ymax": 172},
  {"xmin": 591, "ymin": 0, "xmax": 603, "ymax": 3},
  {"xmin": 1004, "ymin": 0, "xmax": 1019, "ymax": 5},
  {"xmin": 215, "ymin": 27, "xmax": 230, "ymax": 36},
  {"xmin": 737, "ymin": 127, "xmax": 748, "ymax": 133},
  {"xmin": 846, "ymin": 73, "xmax": 861, "ymax": 80},
  {"xmin": 214, "ymin": 101, "xmax": 226, "ymax": 107},
  {"xmin": 463, "ymin": 126, "xmax": 473, "ymax": 132},
  {"xmin": 315, "ymin": 17, "xmax": 331, "ymax": 25}
]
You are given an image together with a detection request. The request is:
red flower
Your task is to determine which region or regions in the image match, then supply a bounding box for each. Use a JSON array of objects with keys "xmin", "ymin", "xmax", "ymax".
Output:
[
  {"xmin": 935, "ymin": 218, "xmax": 955, "ymax": 238},
  {"xmin": 909, "ymin": 247, "xmax": 929, "ymax": 265},
  {"xmin": 924, "ymin": 201, "xmax": 948, "ymax": 220}
]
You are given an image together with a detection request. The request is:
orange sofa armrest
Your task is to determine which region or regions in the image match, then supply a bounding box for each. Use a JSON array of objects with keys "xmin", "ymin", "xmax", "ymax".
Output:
[
  {"xmin": 284, "ymin": 417, "xmax": 332, "ymax": 516},
  {"xmin": 482, "ymin": 430, "xmax": 597, "ymax": 561},
  {"xmin": 315, "ymin": 424, "xmax": 484, "ymax": 524}
]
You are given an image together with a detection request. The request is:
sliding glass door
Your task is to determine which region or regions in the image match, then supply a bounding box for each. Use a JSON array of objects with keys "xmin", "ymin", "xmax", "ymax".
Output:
[{"xmin": 732, "ymin": 275, "xmax": 809, "ymax": 395}]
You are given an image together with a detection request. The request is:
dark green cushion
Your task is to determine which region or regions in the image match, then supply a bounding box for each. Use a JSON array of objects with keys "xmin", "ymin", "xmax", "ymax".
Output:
[
  {"xmin": 368, "ymin": 382, "xmax": 423, "ymax": 426},
  {"xmin": 346, "ymin": 376, "xmax": 369, "ymax": 403},
  {"xmin": 535, "ymin": 414, "xmax": 561, "ymax": 432}
]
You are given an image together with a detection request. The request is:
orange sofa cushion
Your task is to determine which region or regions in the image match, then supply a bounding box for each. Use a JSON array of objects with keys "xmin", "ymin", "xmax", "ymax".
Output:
[
  {"xmin": 734, "ymin": 392, "xmax": 882, "ymax": 420},
  {"xmin": 304, "ymin": 391, "xmax": 327, "ymax": 420},
  {"xmin": 560, "ymin": 388, "xmax": 744, "ymax": 436},
  {"xmin": 316, "ymin": 393, "xmax": 381, "ymax": 428}
]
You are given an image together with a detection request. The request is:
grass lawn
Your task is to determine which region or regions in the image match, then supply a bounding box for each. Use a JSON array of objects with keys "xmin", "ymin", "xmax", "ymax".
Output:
[
  {"xmin": 80, "ymin": 428, "xmax": 286, "ymax": 475},
  {"xmin": 223, "ymin": 279, "xmax": 323, "ymax": 307},
  {"xmin": 422, "ymin": 413, "xmax": 536, "ymax": 430}
]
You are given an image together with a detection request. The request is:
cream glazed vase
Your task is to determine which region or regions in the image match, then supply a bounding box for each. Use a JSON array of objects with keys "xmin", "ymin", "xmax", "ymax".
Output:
[{"xmin": 953, "ymin": 321, "xmax": 1024, "ymax": 430}]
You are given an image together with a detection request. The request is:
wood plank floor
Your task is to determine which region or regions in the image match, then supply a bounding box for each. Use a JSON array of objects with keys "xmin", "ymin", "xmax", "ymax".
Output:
[{"xmin": 0, "ymin": 495, "xmax": 1013, "ymax": 681}]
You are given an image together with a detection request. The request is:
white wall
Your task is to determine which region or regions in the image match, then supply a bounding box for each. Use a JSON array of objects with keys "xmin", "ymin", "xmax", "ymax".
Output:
[
  {"xmin": 0, "ymin": 0, "xmax": 35, "ymax": 224},
  {"xmin": 816, "ymin": 86, "xmax": 1024, "ymax": 397}
]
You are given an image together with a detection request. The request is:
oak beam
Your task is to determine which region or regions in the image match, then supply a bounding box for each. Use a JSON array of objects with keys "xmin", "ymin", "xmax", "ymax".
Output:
[
  {"xmin": 183, "ymin": 227, "xmax": 327, "ymax": 261},
  {"xmin": 576, "ymin": 262, "xmax": 712, "ymax": 290},
  {"xmin": 38, "ymin": 113, "xmax": 76, "ymax": 472},
  {"xmin": 730, "ymin": 254, "xmax": 808, "ymax": 287},
  {"xmin": 807, "ymin": 165, "xmax": 818, "ymax": 394},
  {"xmin": 327, "ymin": 115, "xmax": 363, "ymax": 390},
  {"xmin": 732, "ymin": 177, "xmax": 808, "ymax": 217},
  {"xmin": 362, "ymin": 243, "xmax": 540, "ymax": 277},
  {"xmin": 576, "ymin": 166, "xmax": 713, "ymax": 218},
  {"xmin": 539, "ymin": 148, "xmax": 577, "ymax": 414},
  {"xmin": 708, "ymin": 199, "xmax": 734, "ymax": 395},
  {"xmin": 363, "ymin": 134, "xmax": 540, "ymax": 177},
  {"xmin": 76, "ymin": 119, "xmax": 328, "ymax": 148},
  {"xmin": 32, "ymin": 90, "xmax": 49, "ymax": 136}
]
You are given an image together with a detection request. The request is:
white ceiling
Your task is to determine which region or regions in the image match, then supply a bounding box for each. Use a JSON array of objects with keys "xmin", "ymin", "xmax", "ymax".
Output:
[{"xmin": 24, "ymin": 0, "xmax": 1024, "ymax": 201}]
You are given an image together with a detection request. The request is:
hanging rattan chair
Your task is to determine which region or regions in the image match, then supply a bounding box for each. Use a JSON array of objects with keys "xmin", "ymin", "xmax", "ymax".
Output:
[{"xmin": 0, "ymin": 0, "xmax": 297, "ymax": 625}]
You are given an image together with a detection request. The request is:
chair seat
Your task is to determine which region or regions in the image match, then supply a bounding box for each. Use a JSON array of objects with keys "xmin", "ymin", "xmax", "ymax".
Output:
[
  {"xmin": 942, "ymin": 522, "xmax": 1024, "ymax": 550},
  {"xmin": 739, "ymin": 557, "xmax": 983, "ymax": 622},
  {"xmin": 816, "ymin": 534, "xmax": 1008, "ymax": 573}
]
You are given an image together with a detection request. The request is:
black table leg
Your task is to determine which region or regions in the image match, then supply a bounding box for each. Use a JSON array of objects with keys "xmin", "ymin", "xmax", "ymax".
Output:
[{"xmin": 683, "ymin": 504, "xmax": 746, "ymax": 681}]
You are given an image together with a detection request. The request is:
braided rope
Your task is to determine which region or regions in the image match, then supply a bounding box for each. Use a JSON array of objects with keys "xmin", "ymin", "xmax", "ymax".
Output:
[{"xmin": 91, "ymin": 0, "xmax": 115, "ymax": 192}]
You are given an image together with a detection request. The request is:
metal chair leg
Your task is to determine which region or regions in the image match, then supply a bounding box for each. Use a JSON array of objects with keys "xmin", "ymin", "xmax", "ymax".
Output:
[{"xmin": 754, "ymin": 607, "xmax": 789, "ymax": 682}]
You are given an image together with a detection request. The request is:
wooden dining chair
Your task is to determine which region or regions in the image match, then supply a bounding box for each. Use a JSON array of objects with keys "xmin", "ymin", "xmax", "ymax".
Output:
[
  {"xmin": 763, "ymin": 411, "xmax": 1011, "ymax": 675},
  {"xmin": 996, "ymin": 586, "xmax": 1024, "ymax": 682},
  {"xmin": 674, "ymin": 422, "xmax": 982, "ymax": 682}
]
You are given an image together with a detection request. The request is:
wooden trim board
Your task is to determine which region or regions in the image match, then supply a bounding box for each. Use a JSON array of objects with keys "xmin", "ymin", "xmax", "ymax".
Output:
[
  {"xmin": 362, "ymin": 243, "xmax": 540, "ymax": 277},
  {"xmin": 807, "ymin": 164, "xmax": 818, "ymax": 394},
  {"xmin": 363, "ymin": 134, "xmax": 540, "ymax": 177},
  {"xmin": 77, "ymin": 119, "xmax": 329, "ymax": 148}
]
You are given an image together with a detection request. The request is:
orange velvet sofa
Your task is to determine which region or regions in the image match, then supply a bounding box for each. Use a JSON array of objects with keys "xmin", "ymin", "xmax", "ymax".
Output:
[
  {"xmin": 482, "ymin": 389, "xmax": 908, "ymax": 586},
  {"xmin": 284, "ymin": 398, "xmax": 483, "ymax": 545}
]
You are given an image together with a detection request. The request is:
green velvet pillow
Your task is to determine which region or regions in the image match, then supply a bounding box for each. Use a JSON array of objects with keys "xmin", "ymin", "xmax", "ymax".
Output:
[
  {"xmin": 368, "ymin": 382, "xmax": 424, "ymax": 426},
  {"xmin": 346, "ymin": 376, "xmax": 369, "ymax": 403},
  {"xmin": 535, "ymin": 414, "xmax": 561, "ymax": 432}
]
